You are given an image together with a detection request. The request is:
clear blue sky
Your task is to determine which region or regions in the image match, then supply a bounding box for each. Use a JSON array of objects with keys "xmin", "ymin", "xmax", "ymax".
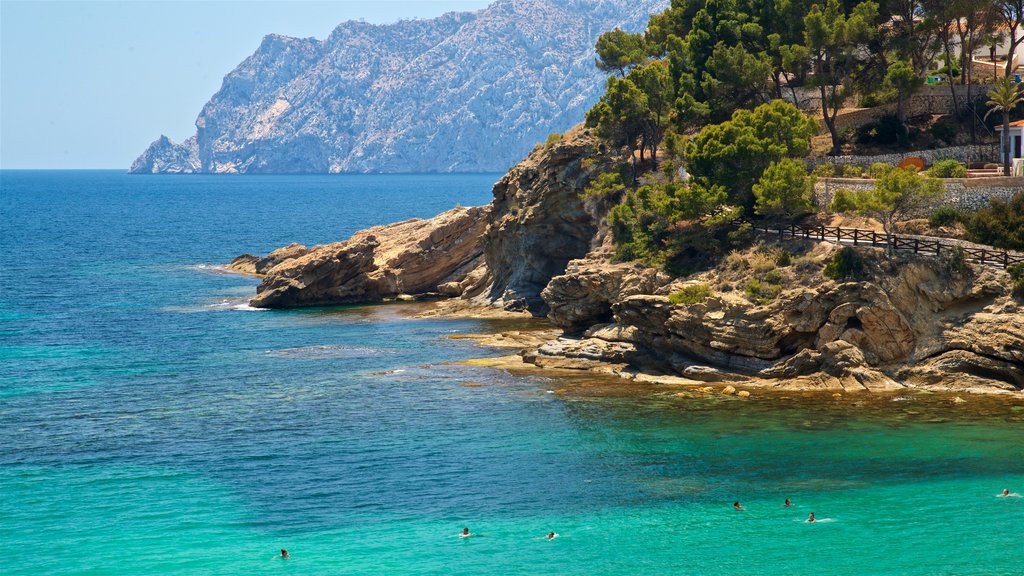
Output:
[{"xmin": 0, "ymin": 0, "xmax": 493, "ymax": 169}]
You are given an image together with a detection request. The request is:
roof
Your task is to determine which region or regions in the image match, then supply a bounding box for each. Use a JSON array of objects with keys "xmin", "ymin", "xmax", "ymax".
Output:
[{"xmin": 995, "ymin": 120, "xmax": 1024, "ymax": 130}]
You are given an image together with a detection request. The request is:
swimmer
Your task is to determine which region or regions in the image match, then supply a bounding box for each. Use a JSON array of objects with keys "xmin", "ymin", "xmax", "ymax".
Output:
[
  {"xmin": 734, "ymin": 501, "xmax": 744, "ymax": 511},
  {"xmin": 807, "ymin": 512, "xmax": 816, "ymax": 523},
  {"xmin": 784, "ymin": 498, "xmax": 792, "ymax": 507},
  {"xmin": 547, "ymin": 531, "xmax": 558, "ymax": 540},
  {"xmin": 279, "ymin": 549, "xmax": 290, "ymax": 559},
  {"xmin": 460, "ymin": 527, "xmax": 472, "ymax": 538},
  {"xmin": 997, "ymin": 488, "xmax": 1021, "ymax": 497}
]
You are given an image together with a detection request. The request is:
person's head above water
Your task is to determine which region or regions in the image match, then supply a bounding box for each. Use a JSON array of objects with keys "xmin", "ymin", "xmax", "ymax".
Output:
[
  {"xmin": 1003, "ymin": 488, "xmax": 1010, "ymax": 495},
  {"xmin": 808, "ymin": 513, "xmax": 816, "ymax": 522},
  {"xmin": 280, "ymin": 549, "xmax": 289, "ymax": 558},
  {"xmin": 547, "ymin": 532, "xmax": 555, "ymax": 539},
  {"xmin": 462, "ymin": 527, "xmax": 469, "ymax": 535},
  {"xmin": 784, "ymin": 498, "xmax": 792, "ymax": 506},
  {"xmin": 733, "ymin": 501, "xmax": 743, "ymax": 509}
]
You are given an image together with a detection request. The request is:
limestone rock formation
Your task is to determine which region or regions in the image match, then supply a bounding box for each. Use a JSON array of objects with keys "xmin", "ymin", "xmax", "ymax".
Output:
[
  {"xmin": 130, "ymin": 135, "xmax": 200, "ymax": 174},
  {"xmin": 248, "ymin": 206, "xmax": 487, "ymax": 308},
  {"xmin": 530, "ymin": 245, "xmax": 1024, "ymax": 393},
  {"xmin": 130, "ymin": 0, "xmax": 666, "ymax": 174},
  {"xmin": 227, "ymin": 243, "xmax": 311, "ymax": 276},
  {"xmin": 460, "ymin": 124, "xmax": 628, "ymax": 313}
]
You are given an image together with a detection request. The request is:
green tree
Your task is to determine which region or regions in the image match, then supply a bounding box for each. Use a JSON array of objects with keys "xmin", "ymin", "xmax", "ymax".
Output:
[
  {"xmin": 608, "ymin": 182, "xmax": 727, "ymax": 267},
  {"xmin": 595, "ymin": 29, "xmax": 647, "ymax": 77},
  {"xmin": 586, "ymin": 76, "xmax": 649, "ymax": 177},
  {"xmin": 753, "ymin": 158, "xmax": 817, "ymax": 220},
  {"xmin": 686, "ymin": 100, "xmax": 819, "ymax": 211},
  {"xmin": 802, "ymin": 0, "xmax": 880, "ymax": 155},
  {"xmin": 884, "ymin": 60, "xmax": 923, "ymax": 129},
  {"xmin": 829, "ymin": 165, "xmax": 943, "ymax": 253},
  {"xmin": 984, "ymin": 77, "xmax": 1024, "ymax": 175},
  {"xmin": 627, "ymin": 61, "xmax": 674, "ymax": 166}
]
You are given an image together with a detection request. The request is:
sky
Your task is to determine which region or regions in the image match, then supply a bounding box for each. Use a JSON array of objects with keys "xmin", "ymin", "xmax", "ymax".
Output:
[{"xmin": 0, "ymin": 0, "xmax": 493, "ymax": 169}]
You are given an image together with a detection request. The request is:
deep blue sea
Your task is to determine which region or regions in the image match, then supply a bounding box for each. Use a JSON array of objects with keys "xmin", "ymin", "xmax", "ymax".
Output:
[{"xmin": 1, "ymin": 170, "xmax": 1022, "ymax": 575}]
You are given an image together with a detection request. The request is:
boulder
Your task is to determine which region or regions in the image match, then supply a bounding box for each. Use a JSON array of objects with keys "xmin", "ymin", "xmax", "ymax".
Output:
[{"xmin": 247, "ymin": 206, "xmax": 487, "ymax": 308}]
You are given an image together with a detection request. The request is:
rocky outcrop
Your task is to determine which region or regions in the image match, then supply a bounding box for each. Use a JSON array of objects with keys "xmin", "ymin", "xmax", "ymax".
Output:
[
  {"xmin": 529, "ymin": 246, "xmax": 1024, "ymax": 393},
  {"xmin": 130, "ymin": 135, "xmax": 200, "ymax": 174},
  {"xmin": 227, "ymin": 243, "xmax": 311, "ymax": 276},
  {"xmin": 248, "ymin": 206, "xmax": 487, "ymax": 308},
  {"xmin": 460, "ymin": 125, "xmax": 627, "ymax": 313},
  {"xmin": 130, "ymin": 0, "xmax": 666, "ymax": 174}
]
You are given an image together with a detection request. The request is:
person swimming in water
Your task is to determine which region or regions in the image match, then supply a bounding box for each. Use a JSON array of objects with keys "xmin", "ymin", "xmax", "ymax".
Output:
[
  {"xmin": 279, "ymin": 549, "xmax": 290, "ymax": 559},
  {"xmin": 998, "ymin": 488, "xmax": 1021, "ymax": 497},
  {"xmin": 807, "ymin": 513, "xmax": 816, "ymax": 523},
  {"xmin": 547, "ymin": 532, "xmax": 557, "ymax": 540},
  {"xmin": 734, "ymin": 501, "xmax": 744, "ymax": 511},
  {"xmin": 460, "ymin": 527, "xmax": 472, "ymax": 538},
  {"xmin": 784, "ymin": 498, "xmax": 792, "ymax": 507}
]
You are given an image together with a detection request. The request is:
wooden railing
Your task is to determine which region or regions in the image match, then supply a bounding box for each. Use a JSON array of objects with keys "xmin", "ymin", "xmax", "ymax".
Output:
[{"xmin": 732, "ymin": 219, "xmax": 1024, "ymax": 270}]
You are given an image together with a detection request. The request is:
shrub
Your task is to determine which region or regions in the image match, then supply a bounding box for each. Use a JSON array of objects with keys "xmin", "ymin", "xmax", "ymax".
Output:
[
  {"xmin": 812, "ymin": 163, "xmax": 836, "ymax": 178},
  {"xmin": 930, "ymin": 120, "xmax": 957, "ymax": 144},
  {"xmin": 842, "ymin": 165, "xmax": 864, "ymax": 178},
  {"xmin": 927, "ymin": 159, "xmax": 967, "ymax": 178},
  {"xmin": 544, "ymin": 132, "xmax": 563, "ymax": 151},
  {"xmin": 753, "ymin": 158, "xmax": 816, "ymax": 220},
  {"xmin": 939, "ymin": 245, "xmax": 969, "ymax": 277},
  {"xmin": 823, "ymin": 247, "xmax": 866, "ymax": 280},
  {"xmin": 869, "ymin": 162, "xmax": 893, "ymax": 179},
  {"xmin": 773, "ymin": 248, "xmax": 793, "ymax": 267},
  {"xmin": 855, "ymin": 114, "xmax": 905, "ymax": 146},
  {"xmin": 1007, "ymin": 263, "xmax": 1024, "ymax": 298},
  {"xmin": 744, "ymin": 278, "xmax": 783, "ymax": 304},
  {"xmin": 763, "ymin": 269, "xmax": 783, "ymax": 284},
  {"xmin": 929, "ymin": 205, "xmax": 960, "ymax": 228},
  {"xmin": 961, "ymin": 191, "xmax": 1024, "ymax": 251},
  {"xmin": 669, "ymin": 284, "xmax": 713, "ymax": 305},
  {"xmin": 748, "ymin": 251, "xmax": 778, "ymax": 273},
  {"xmin": 582, "ymin": 171, "xmax": 626, "ymax": 199}
]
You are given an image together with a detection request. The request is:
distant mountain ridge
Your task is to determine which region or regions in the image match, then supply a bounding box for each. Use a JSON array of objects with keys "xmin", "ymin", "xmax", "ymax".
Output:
[{"xmin": 130, "ymin": 0, "xmax": 667, "ymax": 174}]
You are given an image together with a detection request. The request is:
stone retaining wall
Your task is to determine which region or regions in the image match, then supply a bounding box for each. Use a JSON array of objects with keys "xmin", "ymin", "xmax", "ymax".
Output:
[
  {"xmin": 814, "ymin": 176, "xmax": 1024, "ymax": 215},
  {"xmin": 807, "ymin": 145, "xmax": 999, "ymax": 169}
]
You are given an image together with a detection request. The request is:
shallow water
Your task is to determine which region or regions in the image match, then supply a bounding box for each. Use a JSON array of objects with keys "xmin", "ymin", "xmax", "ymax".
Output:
[{"xmin": 1, "ymin": 171, "xmax": 1022, "ymax": 575}]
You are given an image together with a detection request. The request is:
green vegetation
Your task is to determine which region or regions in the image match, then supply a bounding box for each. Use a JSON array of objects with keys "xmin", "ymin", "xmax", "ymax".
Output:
[
  {"xmin": 928, "ymin": 205, "xmax": 961, "ymax": 228},
  {"xmin": 830, "ymin": 165, "xmax": 943, "ymax": 253},
  {"xmin": 927, "ymin": 159, "xmax": 967, "ymax": 178},
  {"xmin": 687, "ymin": 100, "xmax": 818, "ymax": 210},
  {"xmin": 544, "ymin": 132, "xmax": 563, "ymax": 151},
  {"xmin": 752, "ymin": 158, "xmax": 816, "ymax": 221},
  {"xmin": 1007, "ymin": 263, "xmax": 1024, "ymax": 298},
  {"xmin": 985, "ymin": 77, "xmax": 1024, "ymax": 176},
  {"xmin": 579, "ymin": 0, "xmax": 1023, "ymax": 275},
  {"xmin": 823, "ymin": 247, "xmax": 866, "ymax": 280},
  {"xmin": 744, "ymin": 278, "xmax": 782, "ymax": 304},
  {"xmin": 669, "ymin": 284, "xmax": 713, "ymax": 305},
  {"xmin": 581, "ymin": 170, "xmax": 627, "ymax": 199},
  {"xmin": 961, "ymin": 191, "xmax": 1024, "ymax": 251}
]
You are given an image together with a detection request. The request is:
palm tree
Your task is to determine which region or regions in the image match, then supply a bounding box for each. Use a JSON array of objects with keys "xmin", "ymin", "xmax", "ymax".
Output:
[{"xmin": 985, "ymin": 77, "xmax": 1024, "ymax": 176}]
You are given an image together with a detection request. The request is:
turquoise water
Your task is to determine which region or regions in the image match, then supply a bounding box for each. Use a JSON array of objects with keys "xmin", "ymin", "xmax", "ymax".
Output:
[{"xmin": 1, "ymin": 171, "xmax": 1022, "ymax": 575}]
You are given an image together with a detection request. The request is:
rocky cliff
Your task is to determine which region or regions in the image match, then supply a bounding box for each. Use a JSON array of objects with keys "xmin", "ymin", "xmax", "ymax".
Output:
[
  {"xmin": 130, "ymin": 0, "xmax": 666, "ymax": 174},
  {"xmin": 238, "ymin": 206, "xmax": 487, "ymax": 308},
  {"xmin": 232, "ymin": 123, "xmax": 1024, "ymax": 394}
]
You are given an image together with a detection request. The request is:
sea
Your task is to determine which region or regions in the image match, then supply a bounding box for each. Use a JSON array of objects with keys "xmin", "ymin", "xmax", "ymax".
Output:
[{"xmin": 1, "ymin": 170, "xmax": 1022, "ymax": 576}]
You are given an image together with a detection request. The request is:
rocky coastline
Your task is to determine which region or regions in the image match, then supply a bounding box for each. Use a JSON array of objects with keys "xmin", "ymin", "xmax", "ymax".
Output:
[{"xmin": 229, "ymin": 126, "xmax": 1024, "ymax": 396}]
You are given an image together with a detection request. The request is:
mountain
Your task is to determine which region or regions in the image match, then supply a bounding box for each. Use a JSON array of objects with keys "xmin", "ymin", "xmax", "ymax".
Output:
[{"xmin": 130, "ymin": 0, "xmax": 666, "ymax": 174}]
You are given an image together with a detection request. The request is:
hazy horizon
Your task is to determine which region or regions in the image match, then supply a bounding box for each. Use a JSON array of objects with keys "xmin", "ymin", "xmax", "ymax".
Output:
[{"xmin": 0, "ymin": 0, "xmax": 492, "ymax": 170}]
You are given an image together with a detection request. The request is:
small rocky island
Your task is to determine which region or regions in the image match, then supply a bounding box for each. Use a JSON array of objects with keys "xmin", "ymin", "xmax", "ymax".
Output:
[{"xmin": 230, "ymin": 126, "xmax": 1024, "ymax": 395}]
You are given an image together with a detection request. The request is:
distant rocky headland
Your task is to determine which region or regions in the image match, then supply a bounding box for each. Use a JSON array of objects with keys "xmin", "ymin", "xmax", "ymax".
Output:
[
  {"xmin": 228, "ymin": 126, "xmax": 1024, "ymax": 395},
  {"xmin": 130, "ymin": 0, "xmax": 666, "ymax": 174}
]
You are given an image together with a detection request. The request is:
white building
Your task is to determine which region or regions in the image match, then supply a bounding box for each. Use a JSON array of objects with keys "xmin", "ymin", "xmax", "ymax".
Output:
[{"xmin": 996, "ymin": 120, "xmax": 1024, "ymax": 161}]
